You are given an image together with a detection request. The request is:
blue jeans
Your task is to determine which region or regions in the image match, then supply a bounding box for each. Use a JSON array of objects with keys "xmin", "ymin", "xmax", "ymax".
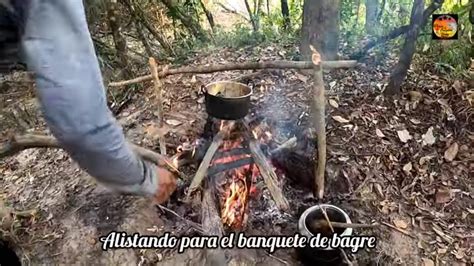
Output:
[{"xmin": 1, "ymin": 0, "xmax": 157, "ymax": 196}]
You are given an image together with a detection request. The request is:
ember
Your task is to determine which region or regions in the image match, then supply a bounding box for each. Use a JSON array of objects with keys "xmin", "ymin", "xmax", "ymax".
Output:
[{"xmin": 209, "ymin": 129, "xmax": 260, "ymax": 230}]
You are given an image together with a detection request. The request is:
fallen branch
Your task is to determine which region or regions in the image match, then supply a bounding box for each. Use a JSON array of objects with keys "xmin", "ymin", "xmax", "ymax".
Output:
[
  {"xmin": 108, "ymin": 60, "xmax": 358, "ymax": 87},
  {"xmin": 149, "ymin": 58, "xmax": 167, "ymax": 155},
  {"xmin": 311, "ymin": 220, "xmax": 379, "ymax": 230},
  {"xmin": 0, "ymin": 134, "xmax": 187, "ymax": 179},
  {"xmin": 351, "ymin": 0, "xmax": 445, "ymax": 59}
]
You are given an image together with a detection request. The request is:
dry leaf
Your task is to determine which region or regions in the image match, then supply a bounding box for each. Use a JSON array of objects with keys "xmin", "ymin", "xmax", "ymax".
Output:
[
  {"xmin": 295, "ymin": 73, "xmax": 309, "ymax": 83},
  {"xmin": 393, "ymin": 218, "xmax": 408, "ymax": 229},
  {"xmin": 421, "ymin": 258, "xmax": 434, "ymax": 266},
  {"xmin": 397, "ymin": 129, "xmax": 412, "ymax": 143},
  {"xmin": 329, "ymin": 81, "xmax": 337, "ymax": 89},
  {"xmin": 444, "ymin": 142, "xmax": 459, "ymax": 162},
  {"xmin": 144, "ymin": 123, "xmax": 169, "ymax": 139},
  {"xmin": 422, "ymin": 127, "xmax": 436, "ymax": 146},
  {"xmin": 410, "ymin": 118, "xmax": 421, "ymax": 124},
  {"xmin": 435, "ymin": 188, "xmax": 453, "ymax": 204},
  {"xmin": 419, "ymin": 155, "xmax": 434, "ymax": 165},
  {"xmin": 403, "ymin": 162, "xmax": 412, "ymax": 173},
  {"xmin": 165, "ymin": 119, "xmax": 183, "ymax": 126},
  {"xmin": 408, "ymin": 91, "xmax": 422, "ymax": 102},
  {"xmin": 332, "ymin": 115, "xmax": 350, "ymax": 123},
  {"xmin": 374, "ymin": 183, "xmax": 384, "ymax": 198},
  {"xmin": 329, "ymin": 99, "xmax": 339, "ymax": 108},
  {"xmin": 376, "ymin": 128, "xmax": 385, "ymax": 138}
]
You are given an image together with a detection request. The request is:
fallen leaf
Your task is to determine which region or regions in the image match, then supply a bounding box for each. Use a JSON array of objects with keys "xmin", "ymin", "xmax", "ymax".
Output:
[
  {"xmin": 329, "ymin": 99, "xmax": 339, "ymax": 108},
  {"xmin": 403, "ymin": 162, "xmax": 412, "ymax": 173},
  {"xmin": 397, "ymin": 129, "xmax": 412, "ymax": 143},
  {"xmin": 374, "ymin": 183, "xmax": 384, "ymax": 198},
  {"xmin": 408, "ymin": 91, "xmax": 422, "ymax": 102},
  {"xmin": 422, "ymin": 127, "xmax": 436, "ymax": 146},
  {"xmin": 165, "ymin": 119, "xmax": 183, "ymax": 126},
  {"xmin": 144, "ymin": 123, "xmax": 169, "ymax": 139},
  {"xmin": 329, "ymin": 81, "xmax": 337, "ymax": 89},
  {"xmin": 393, "ymin": 218, "xmax": 408, "ymax": 229},
  {"xmin": 295, "ymin": 73, "xmax": 309, "ymax": 83},
  {"xmin": 332, "ymin": 116, "xmax": 350, "ymax": 123},
  {"xmin": 419, "ymin": 155, "xmax": 434, "ymax": 165},
  {"xmin": 410, "ymin": 118, "xmax": 421, "ymax": 124},
  {"xmin": 437, "ymin": 248, "xmax": 447, "ymax": 254},
  {"xmin": 444, "ymin": 142, "xmax": 459, "ymax": 162},
  {"xmin": 421, "ymin": 258, "xmax": 434, "ymax": 266},
  {"xmin": 435, "ymin": 188, "xmax": 453, "ymax": 204},
  {"xmin": 376, "ymin": 128, "xmax": 385, "ymax": 138},
  {"xmin": 197, "ymin": 97, "xmax": 205, "ymax": 104}
]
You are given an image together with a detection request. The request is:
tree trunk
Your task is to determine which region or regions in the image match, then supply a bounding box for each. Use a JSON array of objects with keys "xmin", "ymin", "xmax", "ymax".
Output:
[
  {"xmin": 300, "ymin": 0, "xmax": 340, "ymax": 60},
  {"xmin": 281, "ymin": 0, "xmax": 290, "ymax": 29},
  {"xmin": 160, "ymin": 0, "xmax": 209, "ymax": 41},
  {"xmin": 385, "ymin": 0, "xmax": 424, "ymax": 95},
  {"xmin": 365, "ymin": 0, "xmax": 379, "ymax": 34},
  {"xmin": 244, "ymin": 0, "xmax": 259, "ymax": 32},
  {"xmin": 107, "ymin": 0, "xmax": 131, "ymax": 77},
  {"xmin": 120, "ymin": 0, "xmax": 173, "ymax": 55},
  {"xmin": 199, "ymin": 0, "xmax": 215, "ymax": 32}
]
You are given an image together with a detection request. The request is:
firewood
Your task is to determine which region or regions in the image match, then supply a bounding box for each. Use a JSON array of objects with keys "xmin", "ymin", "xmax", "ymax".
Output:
[
  {"xmin": 148, "ymin": 57, "xmax": 167, "ymax": 155},
  {"xmin": 185, "ymin": 122, "xmax": 235, "ymax": 200},
  {"xmin": 201, "ymin": 184, "xmax": 227, "ymax": 265},
  {"xmin": 108, "ymin": 60, "xmax": 358, "ymax": 87}
]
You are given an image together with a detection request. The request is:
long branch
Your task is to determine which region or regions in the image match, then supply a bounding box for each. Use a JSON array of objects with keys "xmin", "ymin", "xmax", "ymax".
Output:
[
  {"xmin": 109, "ymin": 60, "xmax": 358, "ymax": 87},
  {"xmin": 351, "ymin": 0, "xmax": 445, "ymax": 59},
  {"xmin": 0, "ymin": 134, "xmax": 186, "ymax": 179}
]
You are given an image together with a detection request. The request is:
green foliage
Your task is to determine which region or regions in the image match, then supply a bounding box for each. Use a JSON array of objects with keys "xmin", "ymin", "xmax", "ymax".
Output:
[{"xmin": 417, "ymin": 1, "xmax": 472, "ymax": 78}]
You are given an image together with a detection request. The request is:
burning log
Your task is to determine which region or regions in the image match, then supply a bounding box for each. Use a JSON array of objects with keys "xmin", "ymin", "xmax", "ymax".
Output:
[
  {"xmin": 186, "ymin": 121, "xmax": 236, "ymax": 200},
  {"xmin": 248, "ymin": 140, "xmax": 289, "ymax": 211},
  {"xmin": 201, "ymin": 184, "xmax": 227, "ymax": 265},
  {"xmin": 208, "ymin": 157, "xmax": 254, "ymax": 176}
]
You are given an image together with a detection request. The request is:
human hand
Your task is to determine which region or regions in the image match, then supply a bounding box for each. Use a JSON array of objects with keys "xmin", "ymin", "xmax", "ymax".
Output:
[{"xmin": 153, "ymin": 166, "xmax": 177, "ymax": 204}]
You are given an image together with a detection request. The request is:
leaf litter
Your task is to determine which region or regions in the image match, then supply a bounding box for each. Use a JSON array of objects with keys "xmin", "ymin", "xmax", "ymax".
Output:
[{"xmin": 0, "ymin": 41, "xmax": 472, "ymax": 265}]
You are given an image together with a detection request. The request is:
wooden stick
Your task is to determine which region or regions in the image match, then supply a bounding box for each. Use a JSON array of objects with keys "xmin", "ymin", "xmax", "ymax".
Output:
[
  {"xmin": 310, "ymin": 46, "xmax": 327, "ymax": 199},
  {"xmin": 185, "ymin": 121, "xmax": 235, "ymax": 200},
  {"xmin": 241, "ymin": 120, "xmax": 289, "ymax": 211},
  {"xmin": 148, "ymin": 57, "xmax": 167, "ymax": 155},
  {"xmin": 108, "ymin": 60, "xmax": 358, "ymax": 87},
  {"xmin": 0, "ymin": 134, "xmax": 187, "ymax": 180},
  {"xmin": 201, "ymin": 184, "xmax": 227, "ymax": 265},
  {"xmin": 269, "ymin": 136, "xmax": 297, "ymax": 155},
  {"xmin": 319, "ymin": 205, "xmax": 354, "ymax": 266},
  {"xmin": 311, "ymin": 220, "xmax": 380, "ymax": 230}
]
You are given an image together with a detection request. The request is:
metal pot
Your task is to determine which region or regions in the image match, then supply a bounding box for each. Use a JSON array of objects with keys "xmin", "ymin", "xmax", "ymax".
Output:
[{"xmin": 202, "ymin": 81, "xmax": 253, "ymax": 120}]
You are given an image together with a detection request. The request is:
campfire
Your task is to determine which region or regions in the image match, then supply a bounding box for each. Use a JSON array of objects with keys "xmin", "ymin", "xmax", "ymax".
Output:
[{"xmin": 181, "ymin": 118, "xmax": 288, "ymax": 230}]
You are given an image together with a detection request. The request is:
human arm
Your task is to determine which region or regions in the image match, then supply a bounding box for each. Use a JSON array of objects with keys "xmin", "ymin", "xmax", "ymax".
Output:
[{"xmin": 9, "ymin": 0, "xmax": 175, "ymax": 199}]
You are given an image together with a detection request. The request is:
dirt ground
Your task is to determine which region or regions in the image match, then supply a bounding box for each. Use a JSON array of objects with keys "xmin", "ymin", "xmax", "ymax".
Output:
[{"xmin": 0, "ymin": 44, "xmax": 472, "ymax": 265}]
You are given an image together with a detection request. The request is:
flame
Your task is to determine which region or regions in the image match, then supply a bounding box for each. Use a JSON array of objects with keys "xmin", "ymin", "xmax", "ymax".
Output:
[{"xmin": 214, "ymin": 121, "xmax": 277, "ymax": 229}]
